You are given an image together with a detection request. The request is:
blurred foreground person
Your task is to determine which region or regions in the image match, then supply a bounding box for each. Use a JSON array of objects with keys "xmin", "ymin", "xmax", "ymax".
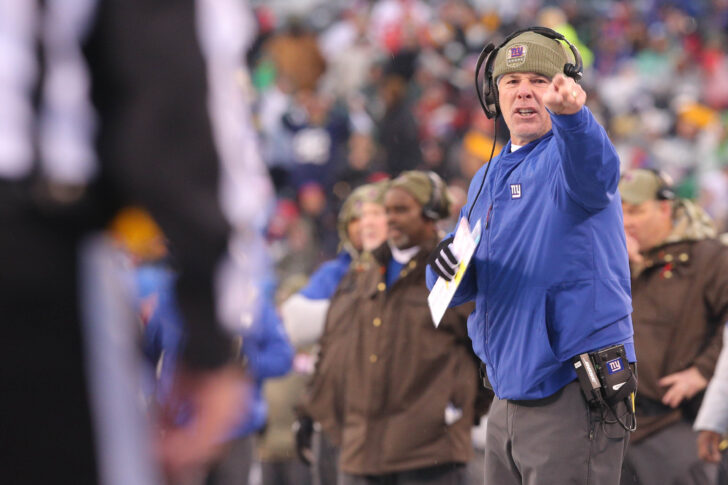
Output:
[
  {"xmin": 695, "ymin": 323, "xmax": 728, "ymax": 483},
  {"xmin": 428, "ymin": 28, "xmax": 636, "ymax": 484},
  {"xmin": 331, "ymin": 171, "xmax": 482, "ymax": 485},
  {"xmin": 283, "ymin": 181, "xmax": 389, "ymax": 485},
  {"xmin": 116, "ymin": 207, "xmax": 294, "ymax": 485},
  {"xmin": 620, "ymin": 169, "xmax": 728, "ymax": 485},
  {"xmin": 0, "ymin": 1, "xmax": 272, "ymax": 483}
]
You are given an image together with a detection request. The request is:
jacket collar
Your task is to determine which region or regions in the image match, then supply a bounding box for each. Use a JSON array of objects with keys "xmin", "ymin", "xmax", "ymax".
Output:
[
  {"xmin": 500, "ymin": 130, "xmax": 553, "ymax": 161},
  {"xmin": 662, "ymin": 199, "xmax": 716, "ymax": 245},
  {"xmin": 631, "ymin": 200, "xmax": 717, "ymax": 278},
  {"xmin": 365, "ymin": 236, "xmax": 439, "ymax": 297},
  {"xmin": 371, "ymin": 236, "xmax": 439, "ymax": 267},
  {"xmin": 633, "ymin": 200, "xmax": 717, "ymax": 277},
  {"xmin": 390, "ymin": 244, "xmax": 420, "ymax": 264}
]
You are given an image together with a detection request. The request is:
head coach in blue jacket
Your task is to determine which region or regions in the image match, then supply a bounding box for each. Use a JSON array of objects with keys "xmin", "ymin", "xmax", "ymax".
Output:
[{"xmin": 426, "ymin": 28, "xmax": 636, "ymax": 484}]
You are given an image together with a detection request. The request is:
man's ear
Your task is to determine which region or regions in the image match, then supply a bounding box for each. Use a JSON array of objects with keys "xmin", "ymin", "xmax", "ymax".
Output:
[{"xmin": 659, "ymin": 200, "xmax": 673, "ymax": 219}]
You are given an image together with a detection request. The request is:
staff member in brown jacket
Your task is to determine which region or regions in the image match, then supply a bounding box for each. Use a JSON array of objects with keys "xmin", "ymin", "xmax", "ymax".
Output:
[
  {"xmin": 326, "ymin": 171, "xmax": 480, "ymax": 485},
  {"xmin": 619, "ymin": 169, "xmax": 728, "ymax": 485}
]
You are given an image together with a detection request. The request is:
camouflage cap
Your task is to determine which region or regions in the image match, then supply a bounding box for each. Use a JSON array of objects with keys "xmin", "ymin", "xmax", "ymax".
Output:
[
  {"xmin": 389, "ymin": 170, "xmax": 451, "ymax": 220},
  {"xmin": 619, "ymin": 169, "xmax": 673, "ymax": 205},
  {"xmin": 492, "ymin": 30, "xmax": 575, "ymax": 82}
]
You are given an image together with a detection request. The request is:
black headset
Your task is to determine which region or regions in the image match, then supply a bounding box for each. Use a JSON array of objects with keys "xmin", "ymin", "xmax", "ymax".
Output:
[
  {"xmin": 475, "ymin": 26, "xmax": 584, "ymax": 119},
  {"xmin": 422, "ymin": 171, "xmax": 448, "ymax": 220}
]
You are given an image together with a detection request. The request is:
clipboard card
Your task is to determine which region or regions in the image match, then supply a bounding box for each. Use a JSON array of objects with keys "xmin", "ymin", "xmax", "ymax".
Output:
[{"xmin": 428, "ymin": 217, "xmax": 481, "ymax": 327}]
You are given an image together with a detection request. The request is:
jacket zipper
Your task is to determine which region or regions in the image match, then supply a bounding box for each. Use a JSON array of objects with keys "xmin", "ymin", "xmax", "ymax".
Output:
[{"xmin": 484, "ymin": 202, "xmax": 494, "ymax": 387}]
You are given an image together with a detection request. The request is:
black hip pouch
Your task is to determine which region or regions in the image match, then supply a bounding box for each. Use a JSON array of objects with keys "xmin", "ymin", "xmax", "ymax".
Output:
[{"xmin": 573, "ymin": 344, "xmax": 637, "ymax": 407}]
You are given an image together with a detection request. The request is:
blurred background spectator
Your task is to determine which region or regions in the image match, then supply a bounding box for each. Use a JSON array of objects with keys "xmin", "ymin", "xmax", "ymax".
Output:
[{"xmin": 248, "ymin": 0, "xmax": 728, "ymax": 272}]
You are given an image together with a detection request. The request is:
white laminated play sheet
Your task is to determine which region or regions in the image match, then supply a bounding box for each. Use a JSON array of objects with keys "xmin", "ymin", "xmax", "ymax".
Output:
[{"xmin": 428, "ymin": 217, "xmax": 481, "ymax": 327}]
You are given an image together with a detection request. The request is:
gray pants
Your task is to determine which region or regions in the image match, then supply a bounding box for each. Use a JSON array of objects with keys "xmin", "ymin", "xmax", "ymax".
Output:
[
  {"xmin": 485, "ymin": 380, "xmax": 629, "ymax": 485},
  {"xmin": 313, "ymin": 430, "xmax": 339, "ymax": 485},
  {"xmin": 261, "ymin": 459, "xmax": 312, "ymax": 485},
  {"xmin": 339, "ymin": 463, "xmax": 466, "ymax": 485},
  {"xmin": 466, "ymin": 446, "xmax": 485, "ymax": 485},
  {"xmin": 205, "ymin": 436, "xmax": 254, "ymax": 485},
  {"xmin": 620, "ymin": 420, "xmax": 718, "ymax": 485}
]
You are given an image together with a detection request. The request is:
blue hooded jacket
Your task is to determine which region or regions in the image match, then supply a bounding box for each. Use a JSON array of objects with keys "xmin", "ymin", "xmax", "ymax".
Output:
[
  {"xmin": 138, "ymin": 264, "xmax": 293, "ymax": 437},
  {"xmin": 137, "ymin": 263, "xmax": 183, "ymax": 404},
  {"xmin": 427, "ymin": 107, "xmax": 635, "ymax": 400},
  {"xmin": 234, "ymin": 295, "xmax": 294, "ymax": 437}
]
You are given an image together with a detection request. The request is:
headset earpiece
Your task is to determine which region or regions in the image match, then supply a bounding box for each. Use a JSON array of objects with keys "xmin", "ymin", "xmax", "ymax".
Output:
[
  {"xmin": 658, "ymin": 186, "xmax": 676, "ymax": 201},
  {"xmin": 564, "ymin": 63, "xmax": 582, "ymax": 81},
  {"xmin": 422, "ymin": 171, "xmax": 446, "ymax": 220},
  {"xmin": 648, "ymin": 169, "xmax": 676, "ymax": 201},
  {"xmin": 562, "ymin": 38, "xmax": 583, "ymax": 81},
  {"xmin": 475, "ymin": 43, "xmax": 498, "ymax": 119},
  {"xmin": 483, "ymin": 76, "xmax": 499, "ymax": 120}
]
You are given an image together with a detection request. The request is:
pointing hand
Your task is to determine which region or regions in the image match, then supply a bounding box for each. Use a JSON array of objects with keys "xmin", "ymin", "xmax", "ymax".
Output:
[{"xmin": 543, "ymin": 73, "xmax": 585, "ymax": 115}]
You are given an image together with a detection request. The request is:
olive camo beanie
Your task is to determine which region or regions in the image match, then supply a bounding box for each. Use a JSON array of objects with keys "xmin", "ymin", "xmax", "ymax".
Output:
[{"xmin": 491, "ymin": 31, "xmax": 575, "ymax": 82}]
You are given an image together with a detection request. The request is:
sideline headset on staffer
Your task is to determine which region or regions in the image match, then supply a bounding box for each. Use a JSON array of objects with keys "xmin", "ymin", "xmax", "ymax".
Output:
[
  {"xmin": 467, "ymin": 26, "xmax": 584, "ymax": 221},
  {"xmin": 647, "ymin": 168, "xmax": 677, "ymax": 201},
  {"xmin": 422, "ymin": 171, "xmax": 448, "ymax": 221}
]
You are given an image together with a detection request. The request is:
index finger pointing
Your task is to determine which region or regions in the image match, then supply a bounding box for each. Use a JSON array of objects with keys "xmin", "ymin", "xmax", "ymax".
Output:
[{"xmin": 551, "ymin": 73, "xmax": 567, "ymax": 88}]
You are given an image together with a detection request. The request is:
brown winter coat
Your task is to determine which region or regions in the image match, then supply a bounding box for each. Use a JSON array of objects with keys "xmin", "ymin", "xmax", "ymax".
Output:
[
  {"xmin": 303, "ymin": 258, "xmax": 369, "ymax": 447},
  {"xmin": 631, "ymin": 206, "xmax": 728, "ymax": 442},
  {"xmin": 329, "ymin": 238, "xmax": 479, "ymax": 475}
]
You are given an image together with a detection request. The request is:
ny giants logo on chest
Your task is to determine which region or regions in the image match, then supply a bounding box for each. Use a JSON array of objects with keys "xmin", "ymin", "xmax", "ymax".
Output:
[{"xmin": 510, "ymin": 183, "xmax": 522, "ymax": 199}]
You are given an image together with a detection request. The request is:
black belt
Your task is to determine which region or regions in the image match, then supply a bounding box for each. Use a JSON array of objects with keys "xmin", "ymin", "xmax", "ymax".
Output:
[
  {"xmin": 635, "ymin": 396, "xmax": 673, "ymax": 417},
  {"xmin": 479, "ymin": 362, "xmax": 572, "ymax": 407}
]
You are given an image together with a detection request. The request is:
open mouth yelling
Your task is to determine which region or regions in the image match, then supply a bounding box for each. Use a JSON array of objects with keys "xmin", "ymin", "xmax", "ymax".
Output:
[{"xmin": 514, "ymin": 108, "xmax": 538, "ymax": 119}]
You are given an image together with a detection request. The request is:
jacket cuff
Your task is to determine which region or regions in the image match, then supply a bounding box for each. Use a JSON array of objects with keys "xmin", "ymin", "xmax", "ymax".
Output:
[
  {"xmin": 693, "ymin": 412, "xmax": 728, "ymax": 435},
  {"xmin": 550, "ymin": 105, "xmax": 589, "ymax": 131},
  {"xmin": 694, "ymin": 358, "xmax": 716, "ymax": 381}
]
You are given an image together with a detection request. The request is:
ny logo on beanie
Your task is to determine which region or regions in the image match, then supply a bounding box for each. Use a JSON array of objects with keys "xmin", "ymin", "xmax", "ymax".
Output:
[{"xmin": 506, "ymin": 45, "xmax": 527, "ymax": 68}]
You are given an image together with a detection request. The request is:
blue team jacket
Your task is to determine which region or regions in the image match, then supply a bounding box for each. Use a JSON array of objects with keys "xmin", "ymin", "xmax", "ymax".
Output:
[
  {"xmin": 137, "ymin": 263, "xmax": 183, "ymax": 403},
  {"xmin": 427, "ymin": 107, "xmax": 635, "ymax": 400},
  {"xmin": 299, "ymin": 251, "xmax": 352, "ymax": 300},
  {"xmin": 234, "ymin": 296, "xmax": 294, "ymax": 437}
]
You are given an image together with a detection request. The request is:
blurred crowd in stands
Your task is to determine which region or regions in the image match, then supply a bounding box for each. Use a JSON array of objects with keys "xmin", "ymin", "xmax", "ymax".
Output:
[{"xmin": 245, "ymin": 0, "xmax": 728, "ymax": 285}]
